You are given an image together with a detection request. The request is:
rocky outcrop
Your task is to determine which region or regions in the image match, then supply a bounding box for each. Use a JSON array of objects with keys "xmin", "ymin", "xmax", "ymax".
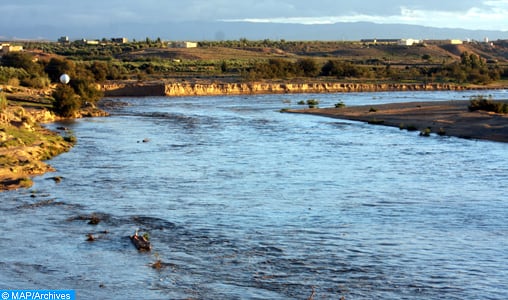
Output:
[
  {"xmin": 164, "ymin": 82, "xmax": 468, "ymax": 96},
  {"xmin": 103, "ymin": 81, "xmax": 474, "ymax": 97}
]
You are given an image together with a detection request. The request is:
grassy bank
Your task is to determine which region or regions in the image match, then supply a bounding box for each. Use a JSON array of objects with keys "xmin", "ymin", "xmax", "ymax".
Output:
[{"xmin": 0, "ymin": 103, "xmax": 76, "ymax": 190}]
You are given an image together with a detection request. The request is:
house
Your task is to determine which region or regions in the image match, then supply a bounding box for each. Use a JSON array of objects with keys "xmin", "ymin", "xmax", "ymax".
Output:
[
  {"xmin": 1, "ymin": 44, "xmax": 23, "ymax": 54},
  {"xmin": 58, "ymin": 36, "xmax": 70, "ymax": 44},
  {"xmin": 398, "ymin": 39, "xmax": 420, "ymax": 46},
  {"xmin": 112, "ymin": 37, "xmax": 128, "ymax": 44},
  {"xmin": 361, "ymin": 39, "xmax": 399, "ymax": 45},
  {"xmin": 171, "ymin": 41, "xmax": 198, "ymax": 48},
  {"xmin": 76, "ymin": 39, "xmax": 99, "ymax": 45},
  {"xmin": 424, "ymin": 39, "xmax": 463, "ymax": 45}
]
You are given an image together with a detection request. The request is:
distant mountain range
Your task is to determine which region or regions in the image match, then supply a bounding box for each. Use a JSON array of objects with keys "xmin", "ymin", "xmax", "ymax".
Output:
[{"xmin": 2, "ymin": 21, "xmax": 508, "ymax": 41}]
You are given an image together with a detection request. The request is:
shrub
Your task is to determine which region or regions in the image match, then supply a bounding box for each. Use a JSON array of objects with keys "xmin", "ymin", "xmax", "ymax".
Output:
[
  {"xmin": 335, "ymin": 101, "xmax": 346, "ymax": 108},
  {"xmin": 7, "ymin": 77, "xmax": 20, "ymax": 87},
  {"xmin": 0, "ymin": 66, "xmax": 29, "ymax": 84},
  {"xmin": 21, "ymin": 75, "xmax": 51, "ymax": 89},
  {"xmin": 306, "ymin": 99, "xmax": 319, "ymax": 108},
  {"xmin": 52, "ymin": 85, "xmax": 81, "ymax": 117},
  {"xmin": 0, "ymin": 52, "xmax": 43, "ymax": 75},
  {"xmin": 468, "ymin": 95, "xmax": 508, "ymax": 114},
  {"xmin": 420, "ymin": 127, "xmax": 432, "ymax": 137}
]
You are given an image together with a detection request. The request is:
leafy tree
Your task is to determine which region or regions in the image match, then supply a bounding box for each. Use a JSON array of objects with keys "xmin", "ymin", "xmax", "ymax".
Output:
[
  {"xmin": 44, "ymin": 58, "xmax": 75, "ymax": 82},
  {"xmin": 89, "ymin": 61, "xmax": 108, "ymax": 82},
  {"xmin": 296, "ymin": 58, "xmax": 319, "ymax": 77},
  {"xmin": 321, "ymin": 60, "xmax": 367, "ymax": 78}
]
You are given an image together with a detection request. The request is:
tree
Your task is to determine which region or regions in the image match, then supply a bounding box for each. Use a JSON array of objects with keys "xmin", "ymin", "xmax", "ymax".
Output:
[
  {"xmin": 296, "ymin": 58, "xmax": 319, "ymax": 77},
  {"xmin": 89, "ymin": 61, "xmax": 108, "ymax": 82},
  {"xmin": 44, "ymin": 58, "xmax": 75, "ymax": 82}
]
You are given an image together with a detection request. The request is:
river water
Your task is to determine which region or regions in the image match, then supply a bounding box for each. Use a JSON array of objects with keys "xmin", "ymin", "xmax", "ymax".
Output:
[{"xmin": 1, "ymin": 91, "xmax": 508, "ymax": 299}]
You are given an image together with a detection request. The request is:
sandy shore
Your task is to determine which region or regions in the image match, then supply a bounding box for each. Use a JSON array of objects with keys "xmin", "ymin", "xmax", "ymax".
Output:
[{"xmin": 288, "ymin": 100, "xmax": 508, "ymax": 143}]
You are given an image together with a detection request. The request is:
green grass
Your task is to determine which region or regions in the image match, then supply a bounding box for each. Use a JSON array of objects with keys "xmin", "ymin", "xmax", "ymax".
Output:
[{"xmin": 1, "ymin": 126, "xmax": 38, "ymax": 148}]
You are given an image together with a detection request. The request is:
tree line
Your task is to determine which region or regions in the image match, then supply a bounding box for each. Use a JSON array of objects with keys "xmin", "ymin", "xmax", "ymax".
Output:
[{"xmin": 243, "ymin": 53, "xmax": 504, "ymax": 84}]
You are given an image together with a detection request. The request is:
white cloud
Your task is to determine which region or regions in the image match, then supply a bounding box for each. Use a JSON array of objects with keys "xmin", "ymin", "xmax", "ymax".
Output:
[
  {"xmin": 222, "ymin": 3, "xmax": 508, "ymax": 31},
  {"xmin": 226, "ymin": 0, "xmax": 508, "ymax": 31}
]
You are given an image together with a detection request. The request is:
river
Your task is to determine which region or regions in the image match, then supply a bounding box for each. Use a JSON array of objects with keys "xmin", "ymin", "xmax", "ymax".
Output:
[{"xmin": 1, "ymin": 91, "xmax": 507, "ymax": 299}]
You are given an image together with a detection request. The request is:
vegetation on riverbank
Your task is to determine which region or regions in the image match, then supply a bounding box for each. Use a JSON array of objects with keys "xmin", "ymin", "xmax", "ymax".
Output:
[
  {"xmin": 0, "ymin": 51, "xmax": 108, "ymax": 190},
  {"xmin": 0, "ymin": 104, "xmax": 75, "ymax": 190},
  {"xmin": 12, "ymin": 39, "xmax": 508, "ymax": 86},
  {"xmin": 468, "ymin": 95, "xmax": 508, "ymax": 113}
]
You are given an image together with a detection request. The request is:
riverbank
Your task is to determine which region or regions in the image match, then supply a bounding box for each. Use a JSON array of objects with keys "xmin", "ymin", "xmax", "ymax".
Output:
[
  {"xmin": 102, "ymin": 80, "xmax": 507, "ymax": 97},
  {"xmin": 287, "ymin": 100, "xmax": 508, "ymax": 143},
  {"xmin": 0, "ymin": 104, "xmax": 108, "ymax": 191}
]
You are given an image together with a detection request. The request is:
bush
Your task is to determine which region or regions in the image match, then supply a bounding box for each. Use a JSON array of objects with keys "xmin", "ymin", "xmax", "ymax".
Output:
[
  {"xmin": 0, "ymin": 66, "xmax": 29, "ymax": 84},
  {"xmin": 335, "ymin": 101, "xmax": 346, "ymax": 108},
  {"xmin": 20, "ymin": 75, "xmax": 51, "ymax": 89},
  {"xmin": 468, "ymin": 95, "xmax": 508, "ymax": 114},
  {"xmin": 0, "ymin": 52, "xmax": 43, "ymax": 75},
  {"xmin": 306, "ymin": 99, "xmax": 319, "ymax": 108},
  {"xmin": 420, "ymin": 127, "xmax": 432, "ymax": 137},
  {"xmin": 52, "ymin": 85, "xmax": 82, "ymax": 117}
]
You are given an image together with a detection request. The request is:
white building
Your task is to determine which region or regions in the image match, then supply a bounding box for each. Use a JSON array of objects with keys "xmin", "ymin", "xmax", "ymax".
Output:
[
  {"xmin": 1, "ymin": 44, "xmax": 23, "ymax": 54},
  {"xmin": 398, "ymin": 39, "xmax": 420, "ymax": 46}
]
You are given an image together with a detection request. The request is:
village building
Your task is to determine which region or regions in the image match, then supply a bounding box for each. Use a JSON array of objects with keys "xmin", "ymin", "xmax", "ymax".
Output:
[
  {"xmin": 112, "ymin": 37, "xmax": 129, "ymax": 44},
  {"xmin": 58, "ymin": 36, "xmax": 70, "ymax": 44},
  {"xmin": 0, "ymin": 44, "xmax": 23, "ymax": 55},
  {"xmin": 398, "ymin": 39, "xmax": 420, "ymax": 46},
  {"xmin": 424, "ymin": 39, "xmax": 463, "ymax": 45},
  {"xmin": 171, "ymin": 41, "xmax": 198, "ymax": 48}
]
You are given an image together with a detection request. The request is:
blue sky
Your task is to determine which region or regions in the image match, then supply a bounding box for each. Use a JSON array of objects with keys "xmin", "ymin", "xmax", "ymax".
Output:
[{"xmin": 1, "ymin": 0, "xmax": 507, "ymax": 39}]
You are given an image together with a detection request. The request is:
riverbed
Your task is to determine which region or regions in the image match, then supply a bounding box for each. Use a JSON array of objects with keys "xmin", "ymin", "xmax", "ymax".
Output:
[{"xmin": 1, "ymin": 90, "xmax": 507, "ymax": 299}]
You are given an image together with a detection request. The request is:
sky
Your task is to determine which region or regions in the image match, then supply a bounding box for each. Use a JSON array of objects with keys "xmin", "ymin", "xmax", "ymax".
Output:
[{"xmin": 1, "ymin": 0, "xmax": 508, "ymax": 39}]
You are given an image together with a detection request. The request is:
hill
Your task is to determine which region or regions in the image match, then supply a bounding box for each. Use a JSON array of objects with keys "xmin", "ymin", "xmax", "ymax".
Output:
[{"xmin": 4, "ymin": 21, "xmax": 508, "ymax": 41}]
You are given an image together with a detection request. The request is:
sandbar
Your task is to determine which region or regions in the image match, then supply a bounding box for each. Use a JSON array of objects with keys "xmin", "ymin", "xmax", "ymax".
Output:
[{"xmin": 288, "ymin": 100, "xmax": 508, "ymax": 143}]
